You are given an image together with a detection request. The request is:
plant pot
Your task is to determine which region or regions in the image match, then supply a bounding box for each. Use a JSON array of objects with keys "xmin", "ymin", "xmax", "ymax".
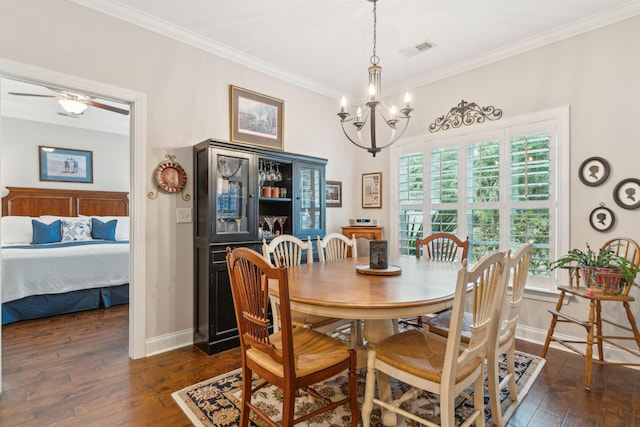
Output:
[{"xmin": 580, "ymin": 266, "xmax": 625, "ymax": 295}]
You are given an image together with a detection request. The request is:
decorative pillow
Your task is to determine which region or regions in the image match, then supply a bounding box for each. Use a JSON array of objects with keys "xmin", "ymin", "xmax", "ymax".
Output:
[
  {"xmin": 2, "ymin": 216, "xmax": 36, "ymax": 245},
  {"xmin": 31, "ymin": 219, "xmax": 62, "ymax": 244},
  {"xmin": 89, "ymin": 216, "xmax": 129, "ymax": 240},
  {"xmin": 91, "ymin": 218, "xmax": 117, "ymax": 241},
  {"xmin": 61, "ymin": 218, "xmax": 92, "ymax": 242}
]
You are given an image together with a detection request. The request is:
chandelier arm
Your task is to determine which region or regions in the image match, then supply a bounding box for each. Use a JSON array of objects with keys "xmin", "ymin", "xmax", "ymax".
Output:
[{"xmin": 340, "ymin": 121, "xmax": 371, "ymax": 150}]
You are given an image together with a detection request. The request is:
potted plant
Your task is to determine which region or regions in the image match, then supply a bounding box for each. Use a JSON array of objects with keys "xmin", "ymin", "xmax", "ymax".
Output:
[{"xmin": 549, "ymin": 243, "xmax": 639, "ymax": 294}]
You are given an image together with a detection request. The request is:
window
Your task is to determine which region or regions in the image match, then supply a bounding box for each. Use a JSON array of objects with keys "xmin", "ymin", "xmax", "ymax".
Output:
[{"xmin": 391, "ymin": 107, "xmax": 569, "ymax": 291}]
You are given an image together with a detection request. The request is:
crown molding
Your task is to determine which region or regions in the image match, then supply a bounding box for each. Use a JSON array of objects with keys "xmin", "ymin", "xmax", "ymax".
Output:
[{"xmin": 73, "ymin": 0, "xmax": 640, "ymax": 99}]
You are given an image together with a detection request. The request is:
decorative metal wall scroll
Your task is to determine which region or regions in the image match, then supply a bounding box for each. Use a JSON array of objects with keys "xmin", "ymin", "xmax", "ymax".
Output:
[
  {"xmin": 589, "ymin": 204, "xmax": 615, "ymax": 232},
  {"xmin": 428, "ymin": 100, "xmax": 503, "ymax": 133},
  {"xmin": 578, "ymin": 157, "xmax": 610, "ymax": 187},
  {"xmin": 148, "ymin": 154, "xmax": 191, "ymax": 201},
  {"xmin": 613, "ymin": 178, "xmax": 640, "ymax": 210}
]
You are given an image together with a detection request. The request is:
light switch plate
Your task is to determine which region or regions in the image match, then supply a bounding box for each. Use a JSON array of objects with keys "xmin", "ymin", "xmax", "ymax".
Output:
[{"xmin": 176, "ymin": 208, "xmax": 192, "ymax": 223}]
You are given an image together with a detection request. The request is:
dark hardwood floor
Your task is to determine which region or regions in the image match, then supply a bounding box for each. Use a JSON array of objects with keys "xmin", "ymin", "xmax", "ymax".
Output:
[{"xmin": 1, "ymin": 305, "xmax": 639, "ymax": 426}]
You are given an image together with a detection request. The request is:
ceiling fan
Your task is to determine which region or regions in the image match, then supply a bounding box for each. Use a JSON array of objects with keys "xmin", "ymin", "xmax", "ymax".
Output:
[{"xmin": 8, "ymin": 88, "xmax": 130, "ymax": 116}]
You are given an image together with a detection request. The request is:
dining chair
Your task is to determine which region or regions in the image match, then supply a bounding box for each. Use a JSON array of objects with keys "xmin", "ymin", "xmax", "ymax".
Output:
[
  {"xmin": 317, "ymin": 232, "xmax": 357, "ymax": 262},
  {"xmin": 262, "ymin": 234, "xmax": 345, "ymax": 334},
  {"xmin": 226, "ymin": 247, "xmax": 359, "ymax": 426},
  {"xmin": 317, "ymin": 233, "xmax": 361, "ymax": 347},
  {"xmin": 361, "ymin": 250, "xmax": 510, "ymax": 427},
  {"xmin": 426, "ymin": 243, "xmax": 533, "ymax": 426},
  {"xmin": 402, "ymin": 233, "xmax": 469, "ymax": 328},
  {"xmin": 541, "ymin": 237, "xmax": 640, "ymax": 390}
]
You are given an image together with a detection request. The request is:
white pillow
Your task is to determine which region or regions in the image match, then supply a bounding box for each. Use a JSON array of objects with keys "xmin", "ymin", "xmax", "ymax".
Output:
[
  {"xmin": 61, "ymin": 218, "xmax": 92, "ymax": 242},
  {"xmin": 1, "ymin": 216, "xmax": 36, "ymax": 245}
]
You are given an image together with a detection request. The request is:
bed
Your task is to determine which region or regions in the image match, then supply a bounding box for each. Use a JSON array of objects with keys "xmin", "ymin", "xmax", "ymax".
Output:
[{"xmin": 1, "ymin": 187, "xmax": 130, "ymax": 324}]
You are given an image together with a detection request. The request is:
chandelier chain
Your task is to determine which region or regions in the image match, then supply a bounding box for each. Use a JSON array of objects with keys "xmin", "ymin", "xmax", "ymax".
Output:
[{"xmin": 370, "ymin": 0, "xmax": 379, "ymax": 65}]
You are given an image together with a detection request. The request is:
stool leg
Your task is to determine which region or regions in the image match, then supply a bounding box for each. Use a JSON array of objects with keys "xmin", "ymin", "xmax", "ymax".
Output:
[
  {"xmin": 585, "ymin": 299, "xmax": 596, "ymax": 390},
  {"xmin": 623, "ymin": 301, "xmax": 640, "ymax": 351},
  {"xmin": 595, "ymin": 300, "xmax": 604, "ymax": 361},
  {"xmin": 542, "ymin": 291, "xmax": 565, "ymax": 357}
]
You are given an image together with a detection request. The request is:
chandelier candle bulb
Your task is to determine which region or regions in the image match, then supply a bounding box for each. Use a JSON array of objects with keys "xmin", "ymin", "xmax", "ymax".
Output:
[
  {"xmin": 404, "ymin": 92, "xmax": 411, "ymax": 108},
  {"xmin": 340, "ymin": 95, "xmax": 347, "ymax": 113}
]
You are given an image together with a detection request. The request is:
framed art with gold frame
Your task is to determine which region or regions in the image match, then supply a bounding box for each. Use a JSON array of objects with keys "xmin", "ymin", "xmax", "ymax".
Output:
[{"xmin": 230, "ymin": 85, "xmax": 284, "ymax": 150}]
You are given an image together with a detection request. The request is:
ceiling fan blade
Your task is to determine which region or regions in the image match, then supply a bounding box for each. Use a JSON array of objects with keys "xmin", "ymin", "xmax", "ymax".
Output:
[
  {"xmin": 8, "ymin": 92, "xmax": 58, "ymax": 98},
  {"xmin": 89, "ymin": 101, "xmax": 130, "ymax": 115}
]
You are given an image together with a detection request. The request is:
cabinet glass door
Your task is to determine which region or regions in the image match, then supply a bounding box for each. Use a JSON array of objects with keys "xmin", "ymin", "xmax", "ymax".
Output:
[
  {"xmin": 215, "ymin": 152, "xmax": 251, "ymax": 237},
  {"xmin": 295, "ymin": 162, "xmax": 324, "ymax": 236}
]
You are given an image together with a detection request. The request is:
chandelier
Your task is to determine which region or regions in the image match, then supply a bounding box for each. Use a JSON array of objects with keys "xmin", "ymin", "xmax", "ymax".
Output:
[{"xmin": 337, "ymin": 0, "xmax": 413, "ymax": 157}]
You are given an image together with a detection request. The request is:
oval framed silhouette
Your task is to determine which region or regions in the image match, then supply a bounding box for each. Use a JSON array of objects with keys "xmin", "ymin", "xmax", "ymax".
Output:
[{"xmin": 578, "ymin": 157, "xmax": 610, "ymax": 187}]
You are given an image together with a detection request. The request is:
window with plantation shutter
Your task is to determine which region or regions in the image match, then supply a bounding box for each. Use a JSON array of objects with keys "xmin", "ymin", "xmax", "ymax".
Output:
[{"xmin": 392, "ymin": 107, "xmax": 569, "ymax": 291}]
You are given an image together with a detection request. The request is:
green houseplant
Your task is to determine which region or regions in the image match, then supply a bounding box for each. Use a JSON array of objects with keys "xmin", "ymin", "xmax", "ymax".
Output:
[{"xmin": 549, "ymin": 243, "xmax": 639, "ymax": 293}]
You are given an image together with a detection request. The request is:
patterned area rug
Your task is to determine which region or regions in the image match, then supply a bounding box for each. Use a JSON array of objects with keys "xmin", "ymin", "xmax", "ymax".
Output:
[{"xmin": 172, "ymin": 350, "xmax": 545, "ymax": 426}]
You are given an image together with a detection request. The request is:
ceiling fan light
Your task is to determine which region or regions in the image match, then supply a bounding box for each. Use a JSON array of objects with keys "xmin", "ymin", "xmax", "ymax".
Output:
[{"xmin": 58, "ymin": 99, "xmax": 88, "ymax": 115}]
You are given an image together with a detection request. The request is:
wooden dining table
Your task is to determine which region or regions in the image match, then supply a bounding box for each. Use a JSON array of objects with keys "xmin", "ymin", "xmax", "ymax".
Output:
[{"xmin": 269, "ymin": 255, "xmax": 462, "ymax": 355}]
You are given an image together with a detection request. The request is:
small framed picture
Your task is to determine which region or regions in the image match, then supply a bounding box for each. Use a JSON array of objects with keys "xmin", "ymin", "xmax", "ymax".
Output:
[
  {"xmin": 589, "ymin": 206, "xmax": 615, "ymax": 232},
  {"xmin": 230, "ymin": 85, "xmax": 284, "ymax": 150},
  {"xmin": 369, "ymin": 240, "xmax": 388, "ymax": 269},
  {"xmin": 613, "ymin": 178, "xmax": 640, "ymax": 210},
  {"xmin": 578, "ymin": 157, "xmax": 610, "ymax": 187},
  {"xmin": 39, "ymin": 146, "xmax": 93, "ymax": 183},
  {"xmin": 362, "ymin": 172, "xmax": 382, "ymax": 208},
  {"xmin": 326, "ymin": 180, "xmax": 342, "ymax": 208}
]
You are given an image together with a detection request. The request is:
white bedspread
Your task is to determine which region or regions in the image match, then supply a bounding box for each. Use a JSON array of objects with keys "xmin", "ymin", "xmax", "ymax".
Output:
[{"xmin": 2, "ymin": 242, "xmax": 129, "ymax": 303}]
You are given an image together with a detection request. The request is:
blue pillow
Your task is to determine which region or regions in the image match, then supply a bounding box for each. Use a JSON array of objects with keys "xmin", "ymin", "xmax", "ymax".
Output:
[
  {"xmin": 31, "ymin": 219, "xmax": 62, "ymax": 244},
  {"xmin": 91, "ymin": 218, "xmax": 117, "ymax": 241}
]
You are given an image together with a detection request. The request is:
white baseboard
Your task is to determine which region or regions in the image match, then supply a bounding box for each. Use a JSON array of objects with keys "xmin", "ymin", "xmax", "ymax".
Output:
[
  {"xmin": 145, "ymin": 328, "xmax": 193, "ymax": 357},
  {"xmin": 516, "ymin": 324, "xmax": 640, "ymax": 368}
]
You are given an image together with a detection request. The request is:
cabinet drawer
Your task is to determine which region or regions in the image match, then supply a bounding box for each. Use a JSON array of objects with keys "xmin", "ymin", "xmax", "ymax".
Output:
[{"xmin": 211, "ymin": 243, "xmax": 262, "ymax": 263}]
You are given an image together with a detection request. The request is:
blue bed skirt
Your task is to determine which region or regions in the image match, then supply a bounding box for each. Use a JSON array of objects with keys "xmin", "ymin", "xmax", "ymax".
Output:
[{"xmin": 2, "ymin": 284, "xmax": 129, "ymax": 325}]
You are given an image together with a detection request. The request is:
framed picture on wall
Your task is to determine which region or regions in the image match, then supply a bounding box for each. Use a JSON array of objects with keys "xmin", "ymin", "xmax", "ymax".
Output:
[
  {"xmin": 578, "ymin": 156, "xmax": 610, "ymax": 187},
  {"xmin": 362, "ymin": 172, "xmax": 382, "ymax": 208},
  {"xmin": 326, "ymin": 180, "xmax": 342, "ymax": 208},
  {"xmin": 230, "ymin": 85, "xmax": 284, "ymax": 150},
  {"xmin": 39, "ymin": 146, "xmax": 93, "ymax": 183},
  {"xmin": 613, "ymin": 178, "xmax": 640, "ymax": 210}
]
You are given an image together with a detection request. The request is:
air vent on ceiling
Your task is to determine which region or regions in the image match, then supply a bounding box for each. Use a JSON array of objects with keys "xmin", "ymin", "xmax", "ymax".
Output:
[
  {"xmin": 400, "ymin": 39, "xmax": 436, "ymax": 58},
  {"xmin": 57, "ymin": 112, "xmax": 81, "ymax": 119}
]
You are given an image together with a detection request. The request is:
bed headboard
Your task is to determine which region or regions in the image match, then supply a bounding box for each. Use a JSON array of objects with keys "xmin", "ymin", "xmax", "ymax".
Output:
[{"xmin": 2, "ymin": 187, "xmax": 129, "ymax": 217}]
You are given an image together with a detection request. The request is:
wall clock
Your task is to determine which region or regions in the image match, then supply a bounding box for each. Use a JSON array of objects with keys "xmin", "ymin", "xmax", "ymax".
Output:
[
  {"xmin": 613, "ymin": 178, "xmax": 640, "ymax": 210},
  {"xmin": 578, "ymin": 157, "xmax": 610, "ymax": 187},
  {"xmin": 589, "ymin": 205, "xmax": 615, "ymax": 232}
]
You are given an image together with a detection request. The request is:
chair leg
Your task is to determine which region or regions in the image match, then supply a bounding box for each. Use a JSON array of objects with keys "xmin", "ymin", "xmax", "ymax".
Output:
[
  {"xmin": 487, "ymin": 347, "xmax": 503, "ymax": 427},
  {"xmin": 473, "ymin": 373, "xmax": 486, "ymax": 427},
  {"xmin": 361, "ymin": 351, "xmax": 377, "ymax": 427},
  {"xmin": 282, "ymin": 382, "xmax": 296, "ymax": 425},
  {"xmin": 584, "ymin": 299, "xmax": 597, "ymax": 390},
  {"xmin": 240, "ymin": 366, "xmax": 252, "ymax": 427},
  {"xmin": 541, "ymin": 291, "xmax": 565, "ymax": 357},
  {"xmin": 348, "ymin": 352, "xmax": 359, "ymax": 427},
  {"xmin": 506, "ymin": 342, "xmax": 518, "ymax": 401}
]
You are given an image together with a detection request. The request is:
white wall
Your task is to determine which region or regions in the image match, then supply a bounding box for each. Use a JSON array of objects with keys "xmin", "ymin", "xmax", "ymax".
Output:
[{"xmin": 1, "ymin": 117, "xmax": 129, "ymax": 191}]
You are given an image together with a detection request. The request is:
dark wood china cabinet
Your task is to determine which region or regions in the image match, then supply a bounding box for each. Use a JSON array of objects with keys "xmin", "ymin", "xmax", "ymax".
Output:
[{"xmin": 193, "ymin": 139, "xmax": 326, "ymax": 354}]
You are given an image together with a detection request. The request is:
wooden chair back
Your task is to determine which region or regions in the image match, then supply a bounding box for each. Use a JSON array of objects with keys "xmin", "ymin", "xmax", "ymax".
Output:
[
  {"xmin": 262, "ymin": 234, "xmax": 313, "ymax": 267},
  {"xmin": 317, "ymin": 233, "xmax": 357, "ymax": 262},
  {"xmin": 416, "ymin": 232, "xmax": 469, "ymax": 262},
  {"xmin": 445, "ymin": 251, "xmax": 510, "ymax": 386},
  {"xmin": 226, "ymin": 247, "xmax": 294, "ymax": 371},
  {"xmin": 499, "ymin": 243, "xmax": 533, "ymax": 338}
]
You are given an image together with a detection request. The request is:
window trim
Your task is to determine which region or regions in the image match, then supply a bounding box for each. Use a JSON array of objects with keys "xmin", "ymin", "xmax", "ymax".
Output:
[{"xmin": 390, "ymin": 106, "xmax": 570, "ymax": 291}]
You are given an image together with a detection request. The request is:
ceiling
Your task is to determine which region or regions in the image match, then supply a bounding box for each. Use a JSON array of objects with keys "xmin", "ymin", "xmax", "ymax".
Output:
[{"xmin": 74, "ymin": 0, "xmax": 640, "ymax": 101}]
